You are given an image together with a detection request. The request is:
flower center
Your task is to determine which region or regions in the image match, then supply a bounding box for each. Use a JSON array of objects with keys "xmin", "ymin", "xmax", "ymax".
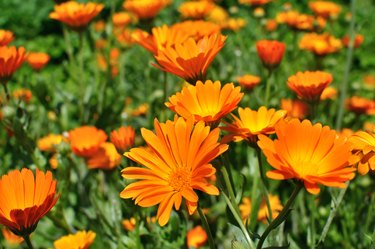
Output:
[{"xmin": 168, "ymin": 167, "xmax": 191, "ymax": 192}]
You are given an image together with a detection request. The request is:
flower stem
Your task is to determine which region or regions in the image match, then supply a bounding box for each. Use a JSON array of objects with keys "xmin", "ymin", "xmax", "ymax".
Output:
[
  {"xmin": 197, "ymin": 205, "xmax": 215, "ymax": 249},
  {"xmin": 264, "ymin": 69, "xmax": 273, "ymax": 107},
  {"xmin": 221, "ymin": 166, "xmax": 241, "ymax": 215},
  {"xmin": 22, "ymin": 234, "xmax": 34, "ymax": 249},
  {"xmin": 257, "ymin": 181, "xmax": 303, "ymax": 249},
  {"xmin": 256, "ymin": 147, "xmax": 273, "ymax": 222},
  {"xmin": 2, "ymin": 83, "xmax": 10, "ymax": 102}
]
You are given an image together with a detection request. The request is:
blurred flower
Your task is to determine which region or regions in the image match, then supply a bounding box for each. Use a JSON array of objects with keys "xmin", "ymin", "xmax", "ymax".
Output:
[
  {"xmin": 37, "ymin": 134, "xmax": 65, "ymax": 152},
  {"xmin": 276, "ymin": 11, "xmax": 326, "ymax": 31},
  {"xmin": 187, "ymin": 226, "xmax": 207, "ymax": 249},
  {"xmin": 123, "ymin": 0, "xmax": 170, "ymax": 20},
  {"xmin": 54, "ymin": 231, "xmax": 96, "ymax": 249},
  {"xmin": 349, "ymin": 131, "xmax": 375, "ymax": 175},
  {"xmin": 179, "ymin": 1, "xmax": 215, "ymax": 20},
  {"xmin": 166, "ymin": 80, "xmax": 243, "ymax": 126},
  {"xmin": 236, "ymin": 74, "xmax": 261, "ymax": 91},
  {"xmin": 342, "ymin": 34, "xmax": 364, "ymax": 49},
  {"xmin": 27, "ymin": 52, "xmax": 50, "ymax": 71},
  {"xmin": 287, "ymin": 71, "xmax": 333, "ymax": 102},
  {"xmin": 363, "ymin": 75, "xmax": 375, "ymax": 89},
  {"xmin": 346, "ymin": 96, "xmax": 375, "ymax": 115},
  {"xmin": 95, "ymin": 39, "xmax": 107, "ymax": 50},
  {"xmin": 112, "ymin": 12, "xmax": 133, "ymax": 28},
  {"xmin": 172, "ymin": 20, "xmax": 221, "ymax": 41},
  {"xmin": 68, "ymin": 126, "xmax": 108, "ymax": 157},
  {"xmin": 2, "ymin": 228, "xmax": 23, "ymax": 245},
  {"xmin": 222, "ymin": 106, "xmax": 286, "ymax": 145},
  {"xmin": 86, "ymin": 142, "xmax": 122, "ymax": 170},
  {"xmin": 364, "ymin": 122, "xmax": 375, "ymax": 133},
  {"xmin": 239, "ymin": 0, "xmax": 272, "ymax": 6},
  {"xmin": 110, "ymin": 126, "xmax": 136, "ymax": 152},
  {"xmin": 222, "ymin": 18, "xmax": 246, "ymax": 32},
  {"xmin": 207, "ymin": 5, "xmax": 229, "ymax": 24},
  {"xmin": 120, "ymin": 117, "xmax": 228, "ymax": 226},
  {"xmin": 0, "ymin": 168, "xmax": 59, "ymax": 236},
  {"xmin": 153, "ymin": 34, "xmax": 226, "ymax": 84},
  {"xmin": 49, "ymin": 154, "xmax": 59, "ymax": 169},
  {"xmin": 94, "ymin": 20, "xmax": 106, "ymax": 32},
  {"xmin": 253, "ymin": 7, "xmax": 265, "ymax": 18},
  {"xmin": 258, "ymin": 119, "xmax": 356, "ymax": 194},
  {"xmin": 280, "ymin": 99, "xmax": 309, "ymax": 119},
  {"xmin": 49, "ymin": 1, "xmax": 104, "ymax": 31},
  {"xmin": 130, "ymin": 103, "xmax": 149, "ymax": 116},
  {"xmin": 12, "ymin": 88, "xmax": 32, "ymax": 103},
  {"xmin": 0, "ymin": 30, "xmax": 14, "ymax": 46},
  {"xmin": 0, "ymin": 46, "xmax": 26, "ymax": 84},
  {"xmin": 320, "ymin": 86, "xmax": 337, "ymax": 100},
  {"xmin": 265, "ymin": 19, "xmax": 278, "ymax": 32},
  {"xmin": 299, "ymin": 33, "xmax": 342, "ymax": 56},
  {"xmin": 116, "ymin": 29, "xmax": 136, "ymax": 47},
  {"xmin": 122, "ymin": 218, "xmax": 136, "ymax": 231},
  {"xmin": 256, "ymin": 40, "xmax": 286, "ymax": 70},
  {"xmin": 339, "ymin": 128, "xmax": 355, "ymax": 138},
  {"xmin": 239, "ymin": 195, "xmax": 283, "ymax": 223},
  {"xmin": 309, "ymin": 1, "xmax": 341, "ymax": 19}
]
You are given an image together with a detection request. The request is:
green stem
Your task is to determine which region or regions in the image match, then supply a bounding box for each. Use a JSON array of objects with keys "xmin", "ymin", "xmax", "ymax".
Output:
[
  {"xmin": 257, "ymin": 182, "xmax": 303, "ymax": 249},
  {"xmin": 163, "ymin": 71, "xmax": 168, "ymax": 102},
  {"xmin": 256, "ymin": 148, "xmax": 273, "ymax": 223},
  {"xmin": 264, "ymin": 69, "xmax": 273, "ymax": 106},
  {"xmin": 2, "ymin": 83, "xmax": 10, "ymax": 102},
  {"xmin": 47, "ymin": 212, "xmax": 73, "ymax": 234},
  {"xmin": 221, "ymin": 166, "xmax": 241, "ymax": 215},
  {"xmin": 197, "ymin": 205, "xmax": 215, "ymax": 249},
  {"xmin": 22, "ymin": 234, "xmax": 34, "ymax": 249}
]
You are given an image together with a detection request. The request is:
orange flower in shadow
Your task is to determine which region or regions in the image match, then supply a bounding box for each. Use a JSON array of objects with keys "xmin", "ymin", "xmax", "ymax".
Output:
[
  {"xmin": 120, "ymin": 117, "xmax": 228, "ymax": 226},
  {"xmin": 68, "ymin": 126, "xmax": 108, "ymax": 157},
  {"xmin": 12, "ymin": 88, "xmax": 33, "ymax": 103},
  {"xmin": 54, "ymin": 230, "xmax": 96, "ymax": 249},
  {"xmin": 280, "ymin": 99, "xmax": 309, "ymax": 119},
  {"xmin": 0, "ymin": 46, "xmax": 26, "ymax": 84},
  {"xmin": 153, "ymin": 34, "xmax": 226, "ymax": 84},
  {"xmin": 178, "ymin": 1, "xmax": 215, "ymax": 20},
  {"xmin": 258, "ymin": 119, "xmax": 356, "ymax": 194},
  {"xmin": 2, "ymin": 228, "xmax": 24, "ymax": 245},
  {"xmin": 187, "ymin": 226, "xmax": 207, "ymax": 249},
  {"xmin": 346, "ymin": 96, "xmax": 375, "ymax": 115},
  {"xmin": 0, "ymin": 30, "xmax": 14, "ymax": 46},
  {"xmin": 256, "ymin": 40, "xmax": 285, "ymax": 70},
  {"xmin": 172, "ymin": 20, "xmax": 221, "ymax": 41},
  {"xmin": 299, "ymin": 33, "xmax": 342, "ymax": 56},
  {"xmin": 0, "ymin": 168, "xmax": 59, "ymax": 236},
  {"xmin": 239, "ymin": 195, "xmax": 283, "ymax": 223},
  {"xmin": 309, "ymin": 1, "xmax": 341, "ymax": 19},
  {"xmin": 86, "ymin": 142, "xmax": 122, "ymax": 170},
  {"xmin": 236, "ymin": 74, "xmax": 261, "ymax": 91},
  {"xmin": 123, "ymin": 0, "xmax": 170, "ymax": 20},
  {"xmin": 110, "ymin": 126, "xmax": 135, "ymax": 152},
  {"xmin": 349, "ymin": 131, "xmax": 375, "ymax": 175},
  {"xmin": 27, "ymin": 52, "xmax": 50, "ymax": 71}
]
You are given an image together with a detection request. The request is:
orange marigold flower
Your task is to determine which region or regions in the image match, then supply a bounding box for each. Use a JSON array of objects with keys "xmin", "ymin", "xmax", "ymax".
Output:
[
  {"xmin": 178, "ymin": 1, "xmax": 215, "ymax": 20},
  {"xmin": 123, "ymin": 0, "xmax": 170, "ymax": 20},
  {"xmin": 236, "ymin": 74, "xmax": 261, "ymax": 91},
  {"xmin": 222, "ymin": 18, "xmax": 246, "ymax": 32},
  {"xmin": 54, "ymin": 230, "xmax": 96, "ymax": 249},
  {"xmin": 320, "ymin": 86, "xmax": 337, "ymax": 100},
  {"xmin": 116, "ymin": 29, "xmax": 136, "ymax": 47},
  {"xmin": 346, "ymin": 96, "xmax": 375, "ymax": 115},
  {"xmin": 364, "ymin": 122, "xmax": 375, "ymax": 133},
  {"xmin": 86, "ymin": 142, "xmax": 122, "ymax": 170},
  {"xmin": 154, "ymin": 34, "xmax": 226, "ymax": 84},
  {"xmin": 166, "ymin": 80, "xmax": 243, "ymax": 126},
  {"xmin": 256, "ymin": 40, "xmax": 286, "ymax": 70},
  {"xmin": 2, "ymin": 228, "xmax": 24, "ymax": 245},
  {"xmin": 0, "ymin": 168, "xmax": 59, "ymax": 236},
  {"xmin": 0, "ymin": 46, "xmax": 26, "ymax": 84},
  {"xmin": 110, "ymin": 126, "xmax": 136, "ymax": 152},
  {"xmin": 363, "ymin": 75, "xmax": 375, "ymax": 89},
  {"xmin": 342, "ymin": 34, "xmax": 364, "ymax": 49},
  {"xmin": 122, "ymin": 217, "xmax": 136, "ymax": 231},
  {"xmin": 120, "ymin": 117, "xmax": 228, "ymax": 226},
  {"xmin": 12, "ymin": 88, "xmax": 33, "ymax": 103},
  {"xmin": 280, "ymin": 98, "xmax": 309, "ymax": 119},
  {"xmin": 276, "ymin": 11, "xmax": 325, "ymax": 31},
  {"xmin": 239, "ymin": 195, "xmax": 283, "ymax": 223},
  {"xmin": 37, "ymin": 134, "xmax": 66, "ymax": 152},
  {"xmin": 27, "ymin": 52, "xmax": 50, "ymax": 71},
  {"xmin": 207, "ymin": 5, "xmax": 229, "ymax": 24},
  {"xmin": 253, "ymin": 7, "xmax": 265, "ymax": 18},
  {"xmin": 171, "ymin": 20, "xmax": 221, "ymax": 41},
  {"xmin": 0, "ymin": 30, "xmax": 14, "ymax": 46},
  {"xmin": 258, "ymin": 119, "xmax": 356, "ymax": 194},
  {"xmin": 187, "ymin": 226, "xmax": 207, "ymax": 249},
  {"xmin": 68, "ymin": 126, "xmax": 108, "ymax": 157},
  {"xmin": 287, "ymin": 71, "xmax": 333, "ymax": 102},
  {"xmin": 239, "ymin": 0, "xmax": 272, "ymax": 6},
  {"xmin": 349, "ymin": 131, "xmax": 375, "ymax": 175},
  {"xmin": 50, "ymin": 154, "xmax": 59, "ymax": 169},
  {"xmin": 49, "ymin": 1, "xmax": 104, "ymax": 31},
  {"xmin": 112, "ymin": 12, "xmax": 133, "ymax": 28},
  {"xmin": 222, "ymin": 106, "xmax": 286, "ymax": 144},
  {"xmin": 299, "ymin": 33, "xmax": 342, "ymax": 56},
  {"xmin": 309, "ymin": 1, "xmax": 341, "ymax": 19},
  {"xmin": 94, "ymin": 20, "xmax": 106, "ymax": 32},
  {"xmin": 265, "ymin": 19, "xmax": 278, "ymax": 32}
]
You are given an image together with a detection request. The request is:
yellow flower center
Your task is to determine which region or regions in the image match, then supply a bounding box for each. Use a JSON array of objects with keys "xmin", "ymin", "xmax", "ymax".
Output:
[{"xmin": 168, "ymin": 167, "xmax": 191, "ymax": 192}]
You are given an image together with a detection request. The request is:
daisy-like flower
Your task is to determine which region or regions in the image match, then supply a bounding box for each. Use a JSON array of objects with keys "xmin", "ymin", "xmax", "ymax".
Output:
[
  {"xmin": 299, "ymin": 33, "xmax": 342, "ymax": 56},
  {"xmin": 12, "ymin": 88, "xmax": 33, "ymax": 103},
  {"xmin": 222, "ymin": 18, "xmax": 247, "ymax": 32},
  {"xmin": 236, "ymin": 74, "xmax": 261, "ymax": 91},
  {"xmin": 120, "ymin": 117, "xmax": 228, "ymax": 226},
  {"xmin": 276, "ymin": 11, "xmax": 326, "ymax": 32},
  {"xmin": 112, "ymin": 12, "xmax": 133, "ymax": 28},
  {"xmin": 123, "ymin": 0, "xmax": 170, "ymax": 20},
  {"xmin": 165, "ymin": 80, "xmax": 243, "ymax": 126},
  {"xmin": 309, "ymin": 1, "xmax": 341, "ymax": 19},
  {"xmin": 27, "ymin": 52, "xmax": 50, "ymax": 71},
  {"xmin": 172, "ymin": 20, "xmax": 221, "ymax": 41},
  {"xmin": 346, "ymin": 96, "xmax": 375, "ymax": 115},
  {"xmin": 0, "ymin": 168, "xmax": 59, "ymax": 236},
  {"xmin": 256, "ymin": 40, "xmax": 286, "ymax": 70},
  {"xmin": 49, "ymin": 1, "xmax": 104, "ymax": 31},
  {"xmin": 257, "ymin": 119, "xmax": 356, "ymax": 194},
  {"xmin": 54, "ymin": 230, "xmax": 96, "ymax": 249},
  {"xmin": 0, "ymin": 46, "xmax": 27, "ymax": 84},
  {"xmin": 2, "ymin": 228, "xmax": 24, "ymax": 245},
  {"xmin": 349, "ymin": 131, "xmax": 375, "ymax": 175},
  {"xmin": 178, "ymin": 1, "xmax": 215, "ymax": 20},
  {"xmin": 110, "ymin": 126, "xmax": 136, "ymax": 152},
  {"xmin": 342, "ymin": 34, "xmax": 364, "ymax": 49},
  {"xmin": 280, "ymin": 99, "xmax": 309, "ymax": 119},
  {"xmin": 37, "ymin": 134, "xmax": 66, "ymax": 152},
  {"xmin": 86, "ymin": 142, "xmax": 122, "ymax": 170},
  {"xmin": 239, "ymin": 195, "xmax": 283, "ymax": 223},
  {"xmin": 0, "ymin": 30, "xmax": 14, "ymax": 46},
  {"xmin": 153, "ymin": 34, "xmax": 226, "ymax": 84},
  {"xmin": 68, "ymin": 126, "xmax": 108, "ymax": 157},
  {"xmin": 222, "ymin": 106, "xmax": 286, "ymax": 145},
  {"xmin": 187, "ymin": 226, "xmax": 207, "ymax": 249},
  {"xmin": 320, "ymin": 86, "xmax": 337, "ymax": 100},
  {"xmin": 287, "ymin": 71, "xmax": 333, "ymax": 102}
]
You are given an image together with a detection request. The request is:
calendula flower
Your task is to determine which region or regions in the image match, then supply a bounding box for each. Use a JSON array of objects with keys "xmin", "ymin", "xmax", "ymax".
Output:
[
  {"xmin": 94, "ymin": 20, "xmax": 106, "ymax": 32},
  {"xmin": 342, "ymin": 34, "xmax": 364, "ymax": 49},
  {"xmin": 207, "ymin": 5, "xmax": 229, "ymax": 24},
  {"xmin": 166, "ymin": 80, "xmax": 243, "ymax": 126},
  {"xmin": 320, "ymin": 86, "xmax": 337, "ymax": 100},
  {"xmin": 12, "ymin": 88, "xmax": 32, "ymax": 103},
  {"xmin": 287, "ymin": 71, "xmax": 333, "ymax": 102},
  {"xmin": 187, "ymin": 226, "xmax": 207, "ymax": 249},
  {"xmin": 309, "ymin": 1, "xmax": 341, "ymax": 19},
  {"xmin": 54, "ymin": 230, "xmax": 96, "ymax": 249},
  {"xmin": 27, "ymin": 52, "xmax": 50, "ymax": 71},
  {"xmin": 256, "ymin": 40, "xmax": 286, "ymax": 70},
  {"xmin": 349, "ymin": 131, "xmax": 375, "ymax": 175},
  {"xmin": 123, "ymin": 0, "xmax": 170, "ymax": 20},
  {"xmin": 49, "ymin": 1, "xmax": 104, "ymax": 31},
  {"xmin": 122, "ymin": 218, "xmax": 136, "ymax": 231},
  {"xmin": 258, "ymin": 119, "xmax": 356, "ymax": 194},
  {"xmin": 253, "ymin": 7, "xmax": 265, "ymax": 18},
  {"xmin": 239, "ymin": 0, "xmax": 272, "ymax": 6},
  {"xmin": 239, "ymin": 195, "xmax": 283, "ymax": 223},
  {"xmin": 0, "ymin": 168, "xmax": 59, "ymax": 236},
  {"xmin": 363, "ymin": 75, "xmax": 375, "ymax": 89},
  {"xmin": 364, "ymin": 122, "xmax": 375, "ymax": 133},
  {"xmin": 130, "ymin": 103, "xmax": 149, "ymax": 116},
  {"xmin": 222, "ymin": 18, "xmax": 246, "ymax": 32},
  {"xmin": 86, "ymin": 142, "xmax": 122, "ymax": 170},
  {"xmin": 178, "ymin": 1, "xmax": 215, "ymax": 20},
  {"xmin": 0, "ymin": 46, "xmax": 26, "ymax": 84},
  {"xmin": 110, "ymin": 126, "xmax": 136, "ymax": 152},
  {"xmin": 2, "ymin": 228, "xmax": 24, "ymax": 245},
  {"xmin": 276, "ymin": 11, "xmax": 325, "ymax": 31},
  {"xmin": 154, "ymin": 34, "xmax": 226, "ymax": 84},
  {"xmin": 0, "ymin": 30, "xmax": 14, "ymax": 46},
  {"xmin": 171, "ymin": 20, "xmax": 221, "ymax": 41},
  {"xmin": 120, "ymin": 117, "xmax": 228, "ymax": 226},
  {"xmin": 68, "ymin": 126, "xmax": 108, "ymax": 157},
  {"xmin": 265, "ymin": 19, "xmax": 278, "ymax": 32},
  {"xmin": 222, "ymin": 106, "xmax": 287, "ymax": 145},
  {"xmin": 37, "ymin": 134, "xmax": 66, "ymax": 152},
  {"xmin": 280, "ymin": 99, "xmax": 309, "ymax": 119},
  {"xmin": 299, "ymin": 33, "xmax": 342, "ymax": 56},
  {"xmin": 112, "ymin": 12, "xmax": 133, "ymax": 28},
  {"xmin": 346, "ymin": 96, "xmax": 375, "ymax": 115},
  {"xmin": 236, "ymin": 74, "xmax": 261, "ymax": 91},
  {"xmin": 50, "ymin": 154, "xmax": 59, "ymax": 169}
]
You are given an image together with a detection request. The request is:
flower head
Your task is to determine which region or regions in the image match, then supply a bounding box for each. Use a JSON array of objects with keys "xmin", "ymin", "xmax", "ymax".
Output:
[
  {"xmin": 187, "ymin": 226, "xmax": 207, "ymax": 249},
  {"xmin": 172, "ymin": 20, "xmax": 221, "ymax": 41},
  {"xmin": 166, "ymin": 80, "xmax": 243, "ymax": 126},
  {"xmin": 256, "ymin": 40, "xmax": 286, "ymax": 69},
  {"xmin": 68, "ymin": 126, "xmax": 108, "ymax": 157},
  {"xmin": 12, "ymin": 88, "xmax": 33, "ymax": 103},
  {"xmin": 276, "ymin": 11, "xmax": 326, "ymax": 31},
  {"xmin": 54, "ymin": 230, "xmax": 96, "ymax": 249},
  {"xmin": 27, "ymin": 52, "xmax": 50, "ymax": 71},
  {"xmin": 299, "ymin": 33, "xmax": 342, "ymax": 56},
  {"xmin": 342, "ymin": 34, "xmax": 364, "ymax": 49},
  {"xmin": 2, "ymin": 228, "xmax": 23, "ymax": 245},
  {"xmin": 0, "ymin": 30, "xmax": 14, "ymax": 46},
  {"xmin": 236, "ymin": 74, "xmax": 261, "ymax": 91},
  {"xmin": 49, "ymin": 1, "xmax": 104, "ymax": 31},
  {"xmin": 309, "ymin": 1, "xmax": 341, "ymax": 19},
  {"xmin": 178, "ymin": 1, "xmax": 215, "ymax": 20},
  {"xmin": 112, "ymin": 12, "xmax": 133, "ymax": 28},
  {"xmin": 349, "ymin": 131, "xmax": 375, "ymax": 175},
  {"xmin": 120, "ymin": 117, "xmax": 228, "ymax": 226},
  {"xmin": 0, "ymin": 46, "xmax": 26, "ymax": 84},
  {"xmin": 287, "ymin": 71, "xmax": 333, "ymax": 102},
  {"xmin": 86, "ymin": 142, "xmax": 122, "ymax": 170},
  {"xmin": 110, "ymin": 126, "xmax": 136, "ymax": 152},
  {"xmin": 346, "ymin": 96, "xmax": 375, "ymax": 115},
  {"xmin": 320, "ymin": 86, "xmax": 337, "ymax": 100},
  {"xmin": 0, "ymin": 168, "xmax": 59, "ymax": 236},
  {"xmin": 154, "ymin": 34, "xmax": 226, "ymax": 84},
  {"xmin": 123, "ymin": 0, "xmax": 170, "ymax": 20},
  {"xmin": 37, "ymin": 134, "xmax": 66, "ymax": 152},
  {"xmin": 257, "ymin": 119, "xmax": 356, "ymax": 194},
  {"xmin": 239, "ymin": 195, "xmax": 283, "ymax": 223},
  {"xmin": 280, "ymin": 99, "xmax": 309, "ymax": 119}
]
